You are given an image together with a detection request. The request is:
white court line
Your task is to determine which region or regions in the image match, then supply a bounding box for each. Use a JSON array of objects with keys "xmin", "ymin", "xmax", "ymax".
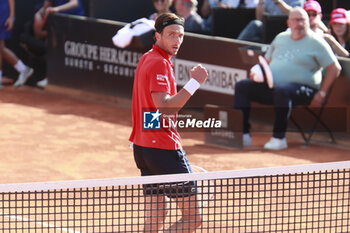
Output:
[{"xmin": 0, "ymin": 211, "xmax": 81, "ymax": 233}]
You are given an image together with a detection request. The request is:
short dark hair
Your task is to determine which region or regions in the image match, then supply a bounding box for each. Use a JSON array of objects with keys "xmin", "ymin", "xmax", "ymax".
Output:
[{"xmin": 154, "ymin": 13, "xmax": 184, "ymax": 34}]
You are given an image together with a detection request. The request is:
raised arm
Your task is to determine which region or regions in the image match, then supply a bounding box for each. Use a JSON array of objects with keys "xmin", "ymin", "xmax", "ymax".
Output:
[
  {"xmin": 272, "ymin": 0, "xmax": 293, "ymax": 16},
  {"xmin": 152, "ymin": 64, "xmax": 208, "ymax": 115},
  {"xmin": 323, "ymin": 34, "xmax": 350, "ymax": 57},
  {"xmin": 256, "ymin": 0, "xmax": 264, "ymax": 21}
]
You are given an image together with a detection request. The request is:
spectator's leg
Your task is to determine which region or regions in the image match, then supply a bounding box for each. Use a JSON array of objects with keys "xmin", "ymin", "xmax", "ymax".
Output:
[
  {"xmin": 234, "ymin": 79, "xmax": 273, "ymax": 135},
  {"xmin": 237, "ymin": 20, "xmax": 264, "ymax": 42},
  {"xmin": 272, "ymin": 83, "xmax": 316, "ymax": 139}
]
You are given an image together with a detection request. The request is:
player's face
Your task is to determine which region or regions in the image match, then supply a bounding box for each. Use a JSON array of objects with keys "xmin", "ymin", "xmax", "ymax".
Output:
[{"xmin": 156, "ymin": 24, "xmax": 184, "ymax": 57}]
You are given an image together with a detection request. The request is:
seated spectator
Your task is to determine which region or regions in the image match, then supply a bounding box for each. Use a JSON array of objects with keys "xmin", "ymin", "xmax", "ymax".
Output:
[
  {"xmin": 175, "ymin": 0, "xmax": 205, "ymax": 33},
  {"xmin": 303, "ymin": 0, "xmax": 327, "ymax": 35},
  {"xmin": 34, "ymin": 0, "xmax": 84, "ymax": 39},
  {"xmin": 234, "ymin": 7, "xmax": 341, "ymax": 150},
  {"xmin": 149, "ymin": 0, "xmax": 173, "ymax": 21},
  {"xmin": 22, "ymin": 0, "xmax": 84, "ymax": 89},
  {"xmin": 289, "ymin": 1, "xmax": 345, "ymax": 57},
  {"xmin": 237, "ymin": 0, "xmax": 304, "ymax": 42},
  {"xmin": 324, "ymin": 8, "xmax": 350, "ymax": 57}
]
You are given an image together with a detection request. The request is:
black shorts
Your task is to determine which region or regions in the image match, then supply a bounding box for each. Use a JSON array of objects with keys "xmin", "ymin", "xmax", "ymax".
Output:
[{"xmin": 133, "ymin": 144, "xmax": 196, "ymax": 198}]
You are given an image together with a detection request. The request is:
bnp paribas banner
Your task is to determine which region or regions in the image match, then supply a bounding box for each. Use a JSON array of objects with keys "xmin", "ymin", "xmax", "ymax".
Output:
[{"xmin": 174, "ymin": 59, "xmax": 247, "ymax": 96}]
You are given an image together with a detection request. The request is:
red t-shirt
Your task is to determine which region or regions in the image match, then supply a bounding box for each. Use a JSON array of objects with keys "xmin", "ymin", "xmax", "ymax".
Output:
[{"xmin": 129, "ymin": 45, "xmax": 182, "ymax": 150}]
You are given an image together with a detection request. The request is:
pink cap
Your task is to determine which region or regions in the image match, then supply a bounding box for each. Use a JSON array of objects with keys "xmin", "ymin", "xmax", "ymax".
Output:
[
  {"xmin": 330, "ymin": 8, "xmax": 348, "ymax": 24},
  {"xmin": 303, "ymin": 0, "xmax": 322, "ymax": 14}
]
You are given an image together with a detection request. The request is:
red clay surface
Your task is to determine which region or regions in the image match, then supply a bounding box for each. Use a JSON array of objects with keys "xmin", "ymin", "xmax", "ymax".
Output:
[{"xmin": 0, "ymin": 86, "xmax": 349, "ymax": 184}]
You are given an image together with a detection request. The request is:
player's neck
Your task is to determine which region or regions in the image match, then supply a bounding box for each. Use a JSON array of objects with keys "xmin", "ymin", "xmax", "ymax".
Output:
[{"xmin": 155, "ymin": 43, "xmax": 172, "ymax": 59}]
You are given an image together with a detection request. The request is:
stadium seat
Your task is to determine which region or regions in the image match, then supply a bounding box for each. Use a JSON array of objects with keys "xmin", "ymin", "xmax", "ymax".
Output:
[
  {"xmin": 262, "ymin": 14, "xmax": 288, "ymax": 44},
  {"xmin": 290, "ymin": 87, "xmax": 336, "ymax": 145},
  {"xmin": 211, "ymin": 8, "xmax": 255, "ymax": 39}
]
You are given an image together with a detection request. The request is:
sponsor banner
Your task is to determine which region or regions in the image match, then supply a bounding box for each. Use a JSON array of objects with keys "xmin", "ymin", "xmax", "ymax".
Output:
[
  {"xmin": 63, "ymin": 40, "xmax": 142, "ymax": 77},
  {"xmin": 175, "ymin": 59, "xmax": 247, "ymax": 95},
  {"xmin": 47, "ymin": 14, "xmax": 149, "ymax": 97}
]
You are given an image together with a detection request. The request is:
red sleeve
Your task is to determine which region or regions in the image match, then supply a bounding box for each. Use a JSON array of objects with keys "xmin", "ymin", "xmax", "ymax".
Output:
[{"xmin": 149, "ymin": 60, "xmax": 171, "ymax": 94}]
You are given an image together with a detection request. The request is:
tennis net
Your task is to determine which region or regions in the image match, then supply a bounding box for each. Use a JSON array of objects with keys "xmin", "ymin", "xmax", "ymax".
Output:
[{"xmin": 0, "ymin": 161, "xmax": 349, "ymax": 232}]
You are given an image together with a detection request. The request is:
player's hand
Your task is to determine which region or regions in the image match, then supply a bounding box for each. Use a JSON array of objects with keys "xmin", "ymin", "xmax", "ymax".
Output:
[{"xmin": 190, "ymin": 64, "xmax": 208, "ymax": 85}]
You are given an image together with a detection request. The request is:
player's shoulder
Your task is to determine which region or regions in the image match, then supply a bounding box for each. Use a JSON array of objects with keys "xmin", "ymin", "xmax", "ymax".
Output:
[{"xmin": 143, "ymin": 50, "xmax": 169, "ymax": 69}]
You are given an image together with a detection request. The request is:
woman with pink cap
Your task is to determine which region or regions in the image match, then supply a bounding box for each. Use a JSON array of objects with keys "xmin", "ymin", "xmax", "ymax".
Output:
[{"xmin": 324, "ymin": 8, "xmax": 350, "ymax": 57}]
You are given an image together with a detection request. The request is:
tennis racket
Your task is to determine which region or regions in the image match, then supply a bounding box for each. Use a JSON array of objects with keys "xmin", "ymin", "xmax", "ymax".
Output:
[{"xmin": 191, "ymin": 165, "xmax": 215, "ymax": 207}]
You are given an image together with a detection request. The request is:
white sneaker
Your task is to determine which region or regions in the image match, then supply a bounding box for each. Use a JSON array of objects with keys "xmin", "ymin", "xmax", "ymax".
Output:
[
  {"xmin": 14, "ymin": 66, "xmax": 34, "ymax": 87},
  {"xmin": 243, "ymin": 133, "xmax": 252, "ymax": 147},
  {"xmin": 36, "ymin": 78, "xmax": 48, "ymax": 89},
  {"xmin": 264, "ymin": 137, "xmax": 288, "ymax": 150}
]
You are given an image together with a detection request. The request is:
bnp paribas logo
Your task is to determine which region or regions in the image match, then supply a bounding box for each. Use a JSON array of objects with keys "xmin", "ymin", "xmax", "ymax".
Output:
[{"xmin": 143, "ymin": 110, "xmax": 161, "ymax": 129}]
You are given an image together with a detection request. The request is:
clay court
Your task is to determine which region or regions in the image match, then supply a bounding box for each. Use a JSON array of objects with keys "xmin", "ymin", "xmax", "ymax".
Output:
[
  {"xmin": 0, "ymin": 86, "xmax": 349, "ymax": 184},
  {"xmin": 0, "ymin": 86, "xmax": 350, "ymax": 232}
]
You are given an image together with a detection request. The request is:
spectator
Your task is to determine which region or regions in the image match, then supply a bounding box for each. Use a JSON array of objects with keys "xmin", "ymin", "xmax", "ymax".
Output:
[
  {"xmin": 174, "ymin": 0, "xmax": 205, "ymax": 33},
  {"xmin": 0, "ymin": 0, "xmax": 33, "ymax": 88},
  {"xmin": 234, "ymin": 7, "xmax": 341, "ymax": 150},
  {"xmin": 237, "ymin": 0, "xmax": 304, "ymax": 42},
  {"xmin": 324, "ymin": 8, "xmax": 350, "ymax": 57},
  {"xmin": 288, "ymin": 1, "xmax": 345, "ymax": 57},
  {"xmin": 30, "ymin": 0, "xmax": 84, "ymax": 88},
  {"xmin": 149, "ymin": 0, "xmax": 173, "ymax": 21},
  {"xmin": 34, "ymin": 0, "xmax": 84, "ymax": 39},
  {"xmin": 303, "ymin": 0, "xmax": 327, "ymax": 35}
]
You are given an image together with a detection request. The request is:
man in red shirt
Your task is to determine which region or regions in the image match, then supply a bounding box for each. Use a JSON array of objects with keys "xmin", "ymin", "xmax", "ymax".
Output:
[{"xmin": 129, "ymin": 13, "xmax": 208, "ymax": 232}]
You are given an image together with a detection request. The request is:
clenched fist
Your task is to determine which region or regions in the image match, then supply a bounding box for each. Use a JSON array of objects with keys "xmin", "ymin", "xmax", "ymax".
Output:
[{"xmin": 190, "ymin": 64, "xmax": 208, "ymax": 85}]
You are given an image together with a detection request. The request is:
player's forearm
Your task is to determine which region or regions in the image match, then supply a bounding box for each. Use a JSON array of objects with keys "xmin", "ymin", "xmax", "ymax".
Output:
[{"xmin": 152, "ymin": 90, "xmax": 192, "ymax": 115}]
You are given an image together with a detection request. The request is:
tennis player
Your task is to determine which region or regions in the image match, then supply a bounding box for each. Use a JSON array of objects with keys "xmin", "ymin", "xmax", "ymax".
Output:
[{"xmin": 129, "ymin": 12, "xmax": 208, "ymax": 233}]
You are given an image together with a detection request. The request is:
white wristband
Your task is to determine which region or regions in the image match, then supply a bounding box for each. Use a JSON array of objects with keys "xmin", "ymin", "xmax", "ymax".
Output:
[{"xmin": 183, "ymin": 78, "xmax": 201, "ymax": 95}]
